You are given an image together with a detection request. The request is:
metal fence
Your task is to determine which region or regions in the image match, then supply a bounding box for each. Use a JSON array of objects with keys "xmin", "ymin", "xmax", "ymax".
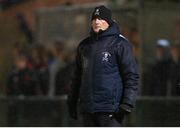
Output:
[{"xmin": 0, "ymin": 96, "xmax": 180, "ymax": 126}]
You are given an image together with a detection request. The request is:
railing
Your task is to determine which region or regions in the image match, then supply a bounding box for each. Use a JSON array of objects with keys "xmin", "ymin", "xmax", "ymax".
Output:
[{"xmin": 0, "ymin": 96, "xmax": 180, "ymax": 126}]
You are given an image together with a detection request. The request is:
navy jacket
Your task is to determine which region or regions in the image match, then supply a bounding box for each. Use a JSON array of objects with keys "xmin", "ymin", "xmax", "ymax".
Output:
[{"xmin": 69, "ymin": 22, "xmax": 139, "ymax": 113}]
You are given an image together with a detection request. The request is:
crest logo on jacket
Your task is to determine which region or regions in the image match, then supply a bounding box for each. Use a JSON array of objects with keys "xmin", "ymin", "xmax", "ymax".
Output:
[{"xmin": 102, "ymin": 52, "xmax": 111, "ymax": 62}]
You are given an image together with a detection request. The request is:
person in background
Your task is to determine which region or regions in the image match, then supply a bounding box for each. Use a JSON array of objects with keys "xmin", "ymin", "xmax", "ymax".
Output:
[
  {"xmin": 6, "ymin": 49, "xmax": 40, "ymax": 126},
  {"xmin": 6, "ymin": 50, "xmax": 40, "ymax": 96},
  {"xmin": 68, "ymin": 5, "xmax": 139, "ymax": 127},
  {"xmin": 48, "ymin": 40, "xmax": 65, "ymax": 97},
  {"xmin": 31, "ymin": 44, "xmax": 49, "ymax": 96},
  {"xmin": 169, "ymin": 40, "xmax": 180, "ymax": 96},
  {"xmin": 147, "ymin": 39, "xmax": 171, "ymax": 96},
  {"xmin": 55, "ymin": 49, "xmax": 76, "ymax": 96}
]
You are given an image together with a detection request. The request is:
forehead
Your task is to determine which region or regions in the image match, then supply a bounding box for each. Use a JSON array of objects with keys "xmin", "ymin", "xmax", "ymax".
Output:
[{"xmin": 92, "ymin": 17, "xmax": 107, "ymax": 22}]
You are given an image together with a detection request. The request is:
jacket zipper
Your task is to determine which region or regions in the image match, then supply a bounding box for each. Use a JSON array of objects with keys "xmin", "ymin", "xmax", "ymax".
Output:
[{"xmin": 91, "ymin": 37, "xmax": 98, "ymax": 112}]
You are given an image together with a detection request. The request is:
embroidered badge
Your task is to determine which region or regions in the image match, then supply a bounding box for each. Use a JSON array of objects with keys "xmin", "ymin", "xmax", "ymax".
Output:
[
  {"xmin": 102, "ymin": 52, "xmax": 111, "ymax": 62},
  {"xmin": 95, "ymin": 8, "xmax": 100, "ymax": 16}
]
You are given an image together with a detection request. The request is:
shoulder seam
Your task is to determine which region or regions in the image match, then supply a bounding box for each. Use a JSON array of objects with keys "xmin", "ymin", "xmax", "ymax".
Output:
[{"xmin": 119, "ymin": 34, "xmax": 128, "ymax": 42}]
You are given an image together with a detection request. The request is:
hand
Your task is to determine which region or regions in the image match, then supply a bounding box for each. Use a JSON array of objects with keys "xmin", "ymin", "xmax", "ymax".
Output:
[
  {"xmin": 114, "ymin": 104, "xmax": 132, "ymax": 123},
  {"xmin": 114, "ymin": 107, "xmax": 126, "ymax": 123}
]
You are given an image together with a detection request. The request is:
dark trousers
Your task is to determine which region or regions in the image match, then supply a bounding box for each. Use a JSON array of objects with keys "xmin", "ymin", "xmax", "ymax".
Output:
[{"xmin": 82, "ymin": 112, "xmax": 123, "ymax": 127}]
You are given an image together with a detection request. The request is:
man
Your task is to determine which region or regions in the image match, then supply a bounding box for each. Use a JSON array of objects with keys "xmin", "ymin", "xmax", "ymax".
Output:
[
  {"xmin": 31, "ymin": 44, "xmax": 49, "ymax": 95},
  {"xmin": 7, "ymin": 51, "xmax": 40, "ymax": 96},
  {"xmin": 145, "ymin": 39, "xmax": 171, "ymax": 96},
  {"xmin": 48, "ymin": 40, "xmax": 65, "ymax": 97},
  {"xmin": 6, "ymin": 50, "xmax": 41, "ymax": 126},
  {"xmin": 68, "ymin": 5, "xmax": 139, "ymax": 126},
  {"xmin": 169, "ymin": 41, "xmax": 180, "ymax": 96}
]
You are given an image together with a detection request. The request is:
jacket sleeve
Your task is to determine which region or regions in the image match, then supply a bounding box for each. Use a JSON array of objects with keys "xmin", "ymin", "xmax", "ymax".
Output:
[
  {"xmin": 68, "ymin": 44, "xmax": 82, "ymax": 106},
  {"xmin": 115, "ymin": 38, "xmax": 140, "ymax": 108}
]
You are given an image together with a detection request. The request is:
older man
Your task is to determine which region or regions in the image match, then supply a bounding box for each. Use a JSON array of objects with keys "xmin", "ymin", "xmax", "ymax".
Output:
[{"xmin": 68, "ymin": 5, "xmax": 139, "ymax": 126}]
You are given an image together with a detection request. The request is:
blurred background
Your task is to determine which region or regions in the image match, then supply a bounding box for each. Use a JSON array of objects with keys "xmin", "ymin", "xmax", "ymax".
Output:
[{"xmin": 0, "ymin": 0, "xmax": 180, "ymax": 126}]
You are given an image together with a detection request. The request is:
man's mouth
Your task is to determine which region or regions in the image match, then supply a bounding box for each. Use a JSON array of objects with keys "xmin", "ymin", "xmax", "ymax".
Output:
[{"xmin": 95, "ymin": 26, "xmax": 101, "ymax": 29}]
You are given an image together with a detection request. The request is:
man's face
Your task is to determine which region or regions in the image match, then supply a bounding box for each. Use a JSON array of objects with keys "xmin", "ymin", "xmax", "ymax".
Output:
[
  {"xmin": 15, "ymin": 57, "xmax": 27, "ymax": 70},
  {"xmin": 92, "ymin": 18, "xmax": 109, "ymax": 33},
  {"xmin": 156, "ymin": 47, "xmax": 166, "ymax": 60}
]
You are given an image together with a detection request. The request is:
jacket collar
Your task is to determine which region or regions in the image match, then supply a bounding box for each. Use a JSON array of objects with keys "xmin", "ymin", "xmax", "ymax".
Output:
[{"xmin": 90, "ymin": 22, "xmax": 120, "ymax": 40}]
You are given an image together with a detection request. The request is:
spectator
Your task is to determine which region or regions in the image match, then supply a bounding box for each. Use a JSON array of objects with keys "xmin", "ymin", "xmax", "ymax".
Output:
[
  {"xmin": 68, "ymin": 5, "xmax": 139, "ymax": 126},
  {"xmin": 169, "ymin": 41, "xmax": 180, "ymax": 96},
  {"xmin": 48, "ymin": 40, "xmax": 65, "ymax": 97},
  {"xmin": 31, "ymin": 44, "xmax": 49, "ymax": 95},
  {"xmin": 145, "ymin": 39, "xmax": 171, "ymax": 96},
  {"xmin": 6, "ymin": 50, "xmax": 40, "ymax": 96},
  {"xmin": 55, "ymin": 49, "xmax": 75, "ymax": 95}
]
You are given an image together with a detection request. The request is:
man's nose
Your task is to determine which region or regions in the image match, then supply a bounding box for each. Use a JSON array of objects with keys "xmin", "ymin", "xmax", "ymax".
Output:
[{"xmin": 95, "ymin": 18, "xmax": 100, "ymax": 24}]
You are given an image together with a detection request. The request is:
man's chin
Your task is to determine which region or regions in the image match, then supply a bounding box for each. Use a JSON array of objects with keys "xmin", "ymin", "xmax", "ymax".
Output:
[
  {"xmin": 94, "ymin": 29, "xmax": 100, "ymax": 33},
  {"xmin": 94, "ymin": 29, "xmax": 102, "ymax": 33}
]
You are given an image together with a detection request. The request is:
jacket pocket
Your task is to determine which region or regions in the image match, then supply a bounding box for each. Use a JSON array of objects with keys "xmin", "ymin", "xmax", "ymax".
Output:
[{"xmin": 93, "ymin": 78, "xmax": 115, "ymax": 104}]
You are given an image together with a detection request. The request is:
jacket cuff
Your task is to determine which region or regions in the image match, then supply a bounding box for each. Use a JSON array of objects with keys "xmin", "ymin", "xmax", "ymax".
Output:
[
  {"xmin": 122, "ymin": 97, "xmax": 136, "ymax": 108},
  {"xmin": 119, "ymin": 103, "xmax": 133, "ymax": 113}
]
